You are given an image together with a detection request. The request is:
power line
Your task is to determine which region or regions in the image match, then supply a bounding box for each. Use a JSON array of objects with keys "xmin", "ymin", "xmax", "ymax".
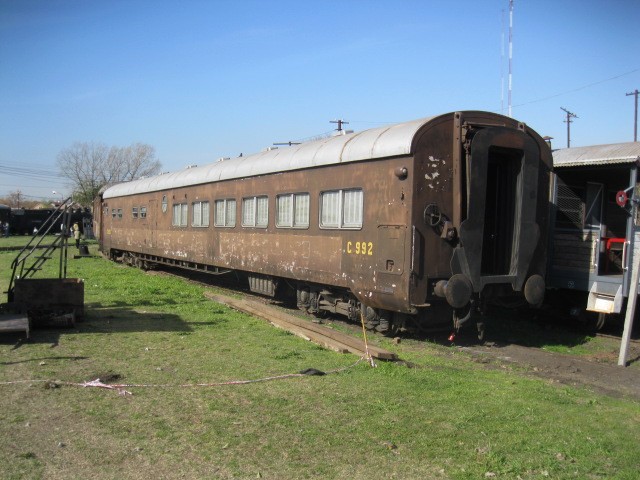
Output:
[
  {"xmin": 0, "ymin": 165, "xmax": 65, "ymax": 182},
  {"xmin": 0, "ymin": 183, "xmax": 66, "ymax": 189},
  {"xmin": 512, "ymin": 68, "xmax": 640, "ymax": 109},
  {"xmin": 0, "ymin": 192, "xmax": 56, "ymax": 200}
]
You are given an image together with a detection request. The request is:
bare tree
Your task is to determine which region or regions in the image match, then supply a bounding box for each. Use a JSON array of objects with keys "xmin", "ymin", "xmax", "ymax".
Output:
[
  {"xmin": 106, "ymin": 143, "xmax": 161, "ymax": 183},
  {"xmin": 57, "ymin": 142, "xmax": 161, "ymax": 206},
  {"xmin": 5, "ymin": 190, "xmax": 24, "ymax": 208}
]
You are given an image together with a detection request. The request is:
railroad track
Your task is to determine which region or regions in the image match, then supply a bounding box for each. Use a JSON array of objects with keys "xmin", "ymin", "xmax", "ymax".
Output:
[
  {"xmin": 595, "ymin": 332, "xmax": 640, "ymax": 346},
  {"xmin": 204, "ymin": 292, "xmax": 396, "ymax": 360},
  {"xmin": 149, "ymin": 267, "xmax": 396, "ymax": 360}
]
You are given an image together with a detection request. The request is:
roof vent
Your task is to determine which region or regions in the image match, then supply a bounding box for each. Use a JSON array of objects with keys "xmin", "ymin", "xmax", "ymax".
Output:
[
  {"xmin": 217, "ymin": 157, "xmax": 230, "ymax": 162},
  {"xmin": 262, "ymin": 146, "xmax": 278, "ymax": 152},
  {"xmin": 186, "ymin": 164, "xmax": 198, "ymax": 169},
  {"xmin": 331, "ymin": 129, "xmax": 354, "ymax": 136}
]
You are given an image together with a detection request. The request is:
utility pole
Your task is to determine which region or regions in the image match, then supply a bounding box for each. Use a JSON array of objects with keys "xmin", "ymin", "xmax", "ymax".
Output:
[
  {"xmin": 330, "ymin": 119, "xmax": 349, "ymax": 132},
  {"xmin": 561, "ymin": 107, "xmax": 578, "ymax": 148},
  {"xmin": 626, "ymin": 89, "xmax": 639, "ymax": 142}
]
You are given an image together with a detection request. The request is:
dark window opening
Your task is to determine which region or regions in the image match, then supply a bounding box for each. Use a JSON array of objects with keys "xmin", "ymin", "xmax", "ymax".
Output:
[{"xmin": 481, "ymin": 146, "xmax": 522, "ymax": 275}]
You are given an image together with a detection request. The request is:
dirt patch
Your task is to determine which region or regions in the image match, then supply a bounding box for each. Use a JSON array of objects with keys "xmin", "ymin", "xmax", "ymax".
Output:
[{"xmin": 460, "ymin": 341, "xmax": 640, "ymax": 400}]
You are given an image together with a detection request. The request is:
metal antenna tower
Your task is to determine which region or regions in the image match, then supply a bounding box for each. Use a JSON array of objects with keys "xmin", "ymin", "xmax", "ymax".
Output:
[
  {"xmin": 508, "ymin": 0, "xmax": 513, "ymax": 117},
  {"xmin": 626, "ymin": 89, "xmax": 639, "ymax": 141},
  {"xmin": 500, "ymin": 7, "xmax": 505, "ymax": 115},
  {"xmin": 561, "ymin": 107, "xmax": 578, "ymax": 148}
]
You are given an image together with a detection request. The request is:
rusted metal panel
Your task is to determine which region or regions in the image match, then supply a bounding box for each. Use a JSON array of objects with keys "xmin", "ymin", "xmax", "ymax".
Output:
[
  {"xmin": 218, "ymin": 231, "xmax": 341, "ymax": 278},
  {"xmin": 100, "ymin": 111, "xmax": 553, "ymax": 326},
  {"xmin": 13, "ymin": 278, "xmax": 84, "ymax": 324}
]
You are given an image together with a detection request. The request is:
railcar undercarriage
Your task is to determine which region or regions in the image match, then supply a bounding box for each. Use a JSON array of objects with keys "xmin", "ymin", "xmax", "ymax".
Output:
[{"xmin": 107, "ymin": 248, "xmax": 443, "ymax": 336}]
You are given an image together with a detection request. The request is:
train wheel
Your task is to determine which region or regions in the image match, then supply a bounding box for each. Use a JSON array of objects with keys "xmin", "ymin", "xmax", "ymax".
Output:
[
  {"xmin": 296, "ymin": 286, "xmax": 311, "ymax": 312},
  {"xmin": 376, "ymin": 310, "xmax": 395, "ymax": 335},
  {"xmin": 361, "ymin": 305, "xmax": 395, "ymax": 335},
  {"xmin": 361, "ymin": 305, "xmax": 379, "ymax": 330}
]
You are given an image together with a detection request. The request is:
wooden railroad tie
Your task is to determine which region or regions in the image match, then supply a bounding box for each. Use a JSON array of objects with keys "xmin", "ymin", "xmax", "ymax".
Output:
[{"xmin": 204, "ymin": 292, "xmax": 397, "ymax": 361}]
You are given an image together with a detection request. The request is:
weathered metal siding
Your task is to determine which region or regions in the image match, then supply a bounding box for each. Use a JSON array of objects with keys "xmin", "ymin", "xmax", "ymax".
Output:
[
  {"xmin": 409, "ymin": 115, "xmax": 457, "ymax": 306},
  {"xmin": 100, "ymin": 111, "xmax": 553, "ymax": 319},
  {"xmin": 102, "ymin": 156, "xmax": 415, "ymax": 311},
  {"xmin": 408, "ymin": 111, "xmax": 552, "ymax": 306}
]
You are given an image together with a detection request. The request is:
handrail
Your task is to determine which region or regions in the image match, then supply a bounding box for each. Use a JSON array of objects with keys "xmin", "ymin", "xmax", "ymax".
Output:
[{"xmin": 7, "ymin": 197, "xmax": 73, "ymax": 302}]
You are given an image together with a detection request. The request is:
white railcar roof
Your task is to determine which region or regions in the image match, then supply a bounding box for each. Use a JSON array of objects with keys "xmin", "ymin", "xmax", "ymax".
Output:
[
  {"xmin": 553, "ymin": 142, "xmax": 640, "ymax": 168},
  {"xmin": 102, "ymin": 115, "xmax": 435, "ymax": 199}
]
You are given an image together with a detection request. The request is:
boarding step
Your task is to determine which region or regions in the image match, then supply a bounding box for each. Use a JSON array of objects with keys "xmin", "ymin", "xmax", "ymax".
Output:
[{"xmin": 587, "ymin": 282, "xmax": 623, "ymax": 314}]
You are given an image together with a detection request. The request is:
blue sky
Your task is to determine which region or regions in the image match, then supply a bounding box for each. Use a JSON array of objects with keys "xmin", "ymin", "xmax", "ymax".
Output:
[{"xmin": 1, "ymin": 0, "xmax": 639, "ymax": 200}]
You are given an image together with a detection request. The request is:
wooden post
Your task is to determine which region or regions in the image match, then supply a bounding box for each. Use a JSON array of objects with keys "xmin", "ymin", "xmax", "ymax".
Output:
[{"xmin": 619, "ymin": 223, "xmax": 639, "ymax": 366}]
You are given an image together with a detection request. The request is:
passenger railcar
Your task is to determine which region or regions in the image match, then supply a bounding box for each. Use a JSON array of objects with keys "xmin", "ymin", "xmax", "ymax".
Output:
[
  {"xmin": 96, "ymin": 111, "xmax": 552, "ymax": 334},
  {"xmin": 547, "ymin": 142, "xmax": 640, "ymax": 328}
]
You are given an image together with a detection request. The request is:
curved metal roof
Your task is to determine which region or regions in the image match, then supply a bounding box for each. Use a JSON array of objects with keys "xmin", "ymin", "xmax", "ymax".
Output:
[
  {"xmin": 103, "ymin": 115, "xmax": 436, "ymax": 199},
  {"xmin": 553, "ymin": 142, "xmax": 640, "ymax": 168}
]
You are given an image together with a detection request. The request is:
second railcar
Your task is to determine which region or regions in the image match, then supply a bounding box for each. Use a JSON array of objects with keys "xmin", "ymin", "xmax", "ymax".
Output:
[{"xmin": 96, "ymin": 111, "xmax": 552, "ymax": 333}]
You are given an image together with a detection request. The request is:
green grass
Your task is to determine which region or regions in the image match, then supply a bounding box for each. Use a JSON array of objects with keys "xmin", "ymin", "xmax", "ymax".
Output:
[
  {"xmin": 0, "ymin": 234, "xmax": 63, "ymax": 249},
  {"xmin": 1, "ymin": 238, "xmax": 639, "ymax": 479}
]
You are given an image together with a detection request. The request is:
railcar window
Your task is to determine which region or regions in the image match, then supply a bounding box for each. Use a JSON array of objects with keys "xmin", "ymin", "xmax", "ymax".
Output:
[
  {"xmin": 111, "ymin": 208, "xmax": 116, "ymax": 219},
  {"xmin": 162, "ymin": 195, "xmax": 168, "ymax": 213},
  {"xmin": 276, "ymin": 193, "xmax": 309, "ymax": 228},
  {"xmin": 242, "ymin": 196, "xmax": 268, "ymax": 227},
  {"xmin": 342, "ymin": 190, "xmax": 363, "ymax": 227},
  {"xmin": 172, "ymin": 203, "xmax": 188, "ymax": 227},
  {"xmin": 140, "ymin": 206, "xmax": 147, "ymax": 218},
  {"xmin": 192, "ymin": 201, "xmax": 210, "ymax": 227},
  {"xmin": 214, "ymin": 199, "xmax": 236, "ymax": 227},
  {"xmin": 320, "ymin": 189, "xmax": 363, "ymax": 229},
  {"xmin": 132, "ymin": 207, "xmax": 138, "ymax": 219},
  {"xmin": 117, "ymin": 208, "xmax": 123, "ymax": 219},
  {"xmin": 294, "ymin": 193, "xmax": 310, "ymax": 227}
]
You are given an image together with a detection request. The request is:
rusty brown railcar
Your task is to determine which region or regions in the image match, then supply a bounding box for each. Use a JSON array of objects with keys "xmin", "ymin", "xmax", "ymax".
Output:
[{"xmin": 96, "ymin": 111, "xmax": 552, "ymax": 334}]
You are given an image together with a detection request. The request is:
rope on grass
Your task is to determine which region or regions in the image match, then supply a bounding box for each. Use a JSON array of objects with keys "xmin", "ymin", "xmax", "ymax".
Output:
[
  {"xmin": 0, "ymin": 355, "xmax": 369, "ymax": 396},
  {"xmin": 359, "ymin": 311, "xmax": 377, "ymax": 368}
]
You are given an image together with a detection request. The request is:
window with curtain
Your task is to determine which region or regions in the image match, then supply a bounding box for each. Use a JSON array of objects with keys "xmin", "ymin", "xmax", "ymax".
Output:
[
  {"xmin": 172, "ymin": 203, "xmax": 188, "ymax": 227},
  {"xmin": 320, "ymin": 189, "xmax": 363, "ymax": 229},
  {"xmin": 276, "ymin": 193, "xmax": 309, "ymax": 228},
  {"xmin": 242, "ymin": 196, "xmax": 268, "ymax": 227},
  {"xmin": 214, "ymin": 199, "xmax": 236, "ymax": 227},
  {"xmin": 192, "ymin": 201, "xmax": 210, "ymax": 227}
]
